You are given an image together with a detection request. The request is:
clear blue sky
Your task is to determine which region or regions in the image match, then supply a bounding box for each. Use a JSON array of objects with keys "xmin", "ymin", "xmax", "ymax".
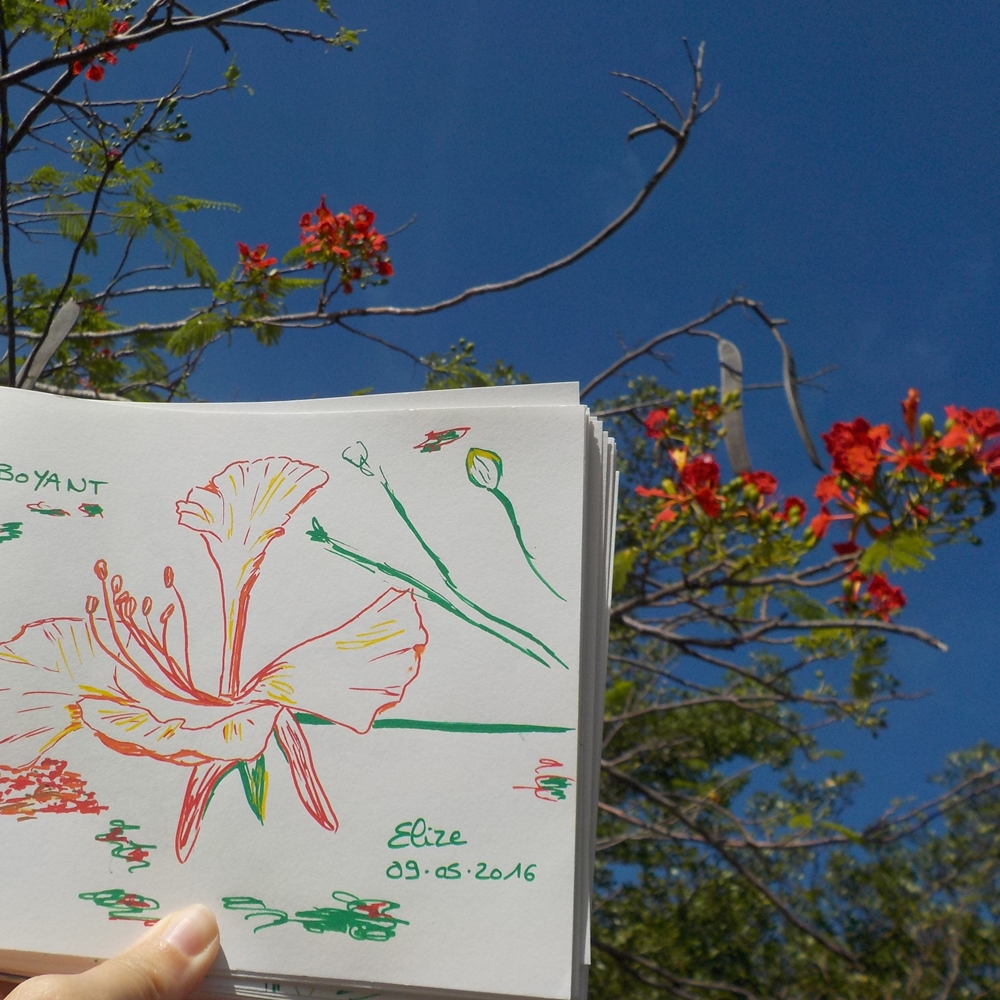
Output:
[{"xmin": 114, "ymin": 2, "xmax": 1000, "ymax": 824}]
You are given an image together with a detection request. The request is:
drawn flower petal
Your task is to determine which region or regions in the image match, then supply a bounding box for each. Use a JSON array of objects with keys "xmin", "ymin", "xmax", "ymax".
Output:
[
  {"xmin": 175, "ymin": 457, "xmax": 329, "ymax": 697},
  {"xmin": 176, "ymin": 759, "xmax": 236, "ymax": 862},
  {"xmin": 78, "ymin": 696, "xmax": 280, "ymax": 766},
  {"xmin": 246, "ymin": 589, "xmax": 427, "ymax": 734},
  {"xmin": 273, "ymin": 709, "xmax": 337, "ymax": 832},
  {"xmin": 0, "ymin": 618, "xmax": 117, "ymax": 766}
]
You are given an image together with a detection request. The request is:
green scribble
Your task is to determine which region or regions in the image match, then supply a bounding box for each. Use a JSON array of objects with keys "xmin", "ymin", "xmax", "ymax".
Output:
[
  {"xmin": 27, "ymin": 503, "xmax": 70, "ymax": 517},
  {"xmin": 536, "ymin": 775, "xmax": 573, "ymax": 800},
  {"xmin": 293, "ymin": 714, "xmax": 573, "ymax": 734},
  {"xmin": 78, "ymin": 504, "xmax": 104, "ymax": 518},
  {"xmin": 80, "ymin": 889, "xmax": 160, "ymax": 922},
  {"xmin": 223, "ymin": 892, "xmax": 408, "ymax": 942},
  {"xmin": 95, "ymin": 819, "xmax": 156, "ymax": 872},
  {"xmin": 466, "ymin": 448, "xmax": 565, "ymax": 601},
  {"xmin": 0, "ymin": 522, "xmax": 22, "ymax": 544},
  {"xmin": 342, "ymin": 441, "xmax": 374, "ymax": 477},
  {"xmin": 308, "ymin": 517, "xmax": 564, "ymax": 670},
  {"xmin": 237, "ymin": 755, "xmax": 268, "ymax": 824}
]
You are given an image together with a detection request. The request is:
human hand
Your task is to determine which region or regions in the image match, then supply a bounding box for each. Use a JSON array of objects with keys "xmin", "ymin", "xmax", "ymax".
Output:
[{"xmin": 0, "ymin": 906, "xmax": 219, "ymax": 1000}]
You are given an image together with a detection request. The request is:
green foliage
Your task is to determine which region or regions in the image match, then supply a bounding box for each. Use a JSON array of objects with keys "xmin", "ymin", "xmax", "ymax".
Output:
[
  {"xmin": 0, "ymin": 0, "xmax": 359, "ymax": 399},
  {"xmin": 858, "ymin": 530, "xmax": 934, "ymax": 574},
  {"xmin": 422, "ymin": 338, "xmax": 531, "ymax": 390}
]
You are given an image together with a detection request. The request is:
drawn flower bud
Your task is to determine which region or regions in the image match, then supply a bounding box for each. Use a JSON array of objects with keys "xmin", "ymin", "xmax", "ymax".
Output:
[{"xmin": 466, "ymin": 448, "xmax": 503, "ymax": 491}]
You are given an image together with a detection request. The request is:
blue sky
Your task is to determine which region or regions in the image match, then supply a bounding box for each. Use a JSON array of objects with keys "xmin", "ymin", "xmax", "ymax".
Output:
[{"xmin": 84, "ymin": 3, "xmax": 1000, "ymax": 823}]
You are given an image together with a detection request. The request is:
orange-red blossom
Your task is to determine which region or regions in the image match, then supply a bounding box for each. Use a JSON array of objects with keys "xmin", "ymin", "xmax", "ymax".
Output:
[
  {"xmin": 299, "ymin": 199, "xmax": 393, "ymax": 293},
  {"xmin": 636, "ymin": 450, "xmax": 724, "ymax": 525}
]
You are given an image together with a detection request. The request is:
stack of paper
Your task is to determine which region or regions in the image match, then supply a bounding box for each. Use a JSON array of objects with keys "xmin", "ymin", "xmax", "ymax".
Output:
[{"xmin": 0, "ymin": 382, "xmax": 616, "ymax": 1000}]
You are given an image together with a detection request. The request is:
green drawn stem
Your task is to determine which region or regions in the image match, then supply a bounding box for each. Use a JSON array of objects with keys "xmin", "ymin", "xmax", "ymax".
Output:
[
  {"xmin": 488, "ymin": 487, "xmax": 565, "ymax": 601},
  {"xmin": 377, "ymin": 475, "xmax": 567, "ymax": 667},
  {"xmin": 307, "ymin": 518, "xmax": 565, "ymax": 669},
  {"xmin": 294, "ymin": 713, "xmax": 573, "ymax": 734}
]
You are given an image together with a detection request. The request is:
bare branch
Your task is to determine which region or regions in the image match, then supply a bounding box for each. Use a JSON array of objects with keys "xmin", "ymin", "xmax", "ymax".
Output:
[{"xmin": 322, "ymin": 49, "xmax": 716, "ymax": 320}]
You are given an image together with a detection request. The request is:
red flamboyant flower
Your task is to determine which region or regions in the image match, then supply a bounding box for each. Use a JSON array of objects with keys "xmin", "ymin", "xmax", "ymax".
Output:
[
  {"xmin": 902, "ymin": 388, "xmax": 920, "ymax": 437},
  {"xmin": 111, "ymin": 19, "xmax": 138, "ymax": 50},
  {"xmin": 939, "ymin": 405, "xmax": 1000, "ymax": 474},
  {"xmin": 298, "ymin": 199, "xmax": 393, "ymax": 293},
  {"xmin": 644, "ymin": 409, "xmax": 671, "ymax": 439},
  {"xmin": 636, "ymin": 452, "xmax": 724, "ymax": 525},
  {"xmin": 780, "ymin": 497, "xmax": 807, "ymax": 524},
  {"xmin": 681, "ymin": 453, "xmax": 720, "ymax": 493},
  {"xmin": 85, "ymin": 64, "xmax": 104, "ymax": 82},
  {"xmin": 741, "ymin": 471, "xmax": 778, "ymax": 496},
  {"xmin": 237, "ymin": 242, "xmax": 277, "ymax": 277},
  {"xmin": 809, "ymin": 504, "xmax": 853, "ymax": 540},
  {"xmin": 822, "ymin": 417, "xmax": 891, "ymax": 481},
  {"xmin": 814, "ymin": 474, "xmax": 842, "ymax": 503},
  {"xmin": 832, "ymin": 541, "xmax": 861, "ymax": 555},
  {"xmin": 866, "ymin": 573, "xmax": 906, "ymax": 620}
]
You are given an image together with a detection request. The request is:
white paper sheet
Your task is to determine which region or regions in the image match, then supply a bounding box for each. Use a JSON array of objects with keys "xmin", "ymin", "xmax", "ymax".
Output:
[{"xmin": 0, "ymin": 387, "xmax": 596, "ymax": 1000}]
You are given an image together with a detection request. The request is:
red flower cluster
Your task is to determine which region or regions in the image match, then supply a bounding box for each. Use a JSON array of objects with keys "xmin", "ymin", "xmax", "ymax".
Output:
[
  {"xmin": 68, "ymin": 20, "xmax": 135, "ymax": 81},
  {"xmin": 238, "ymin": 242, "xmax": 277, "ymax": 278},
  {"xmin": 940, "ymin": 404, "xmax": 1000, "ymax": 473},
  {"xmin": 299, "ymin": 199, "xmax": 393, "ymax": 293},
  {"xmin": 644, "ymin": 408, "xmax": 674, "ymax": 439},
  {"xmin": 822, "ymin": 417, "xmax": 891, "ymax": 481},
  {"xmin": 0, "ymin": 758, "xmax": 105, "ymax": 818},
  {"xmin": 811, "ymin": 389, "xmax": 1000, "ymax": 545},
  {"xmin": 636, "ymin": 450, "xmax": 723, "ymax": 525},
  {"xmin": 742, "ymin": 470, "xmax": 778, "ymax": 496},
  {"xmin": 843, "ymin": 571, "xmax": 906, "ymax": 621}
]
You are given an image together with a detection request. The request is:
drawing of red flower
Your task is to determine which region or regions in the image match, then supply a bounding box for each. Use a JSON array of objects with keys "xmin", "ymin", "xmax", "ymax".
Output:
[{"xmin": 0, "ymin": 457, "xmax": 427, "ymax": 861}]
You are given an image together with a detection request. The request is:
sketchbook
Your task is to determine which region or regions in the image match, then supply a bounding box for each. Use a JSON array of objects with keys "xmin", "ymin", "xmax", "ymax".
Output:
[{"xmin": 0, "ymin": 382, "xmax": 616, "ymax": 1000}]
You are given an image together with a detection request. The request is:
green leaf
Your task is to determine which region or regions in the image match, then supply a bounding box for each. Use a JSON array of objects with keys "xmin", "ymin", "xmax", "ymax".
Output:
[
  {"xmin": 859, "ymin": 531, "xmax": 934, "ymax": 574},
  {"xmin": 223, "ymin": 60, "xmax": 241, "ymax": 88},
  {"xmin": 613, "ymin": 546, "xmax": 639, "ymax": 594},
  {"xmin": 166, "ymin": 312, "xmax": 225, "ymax": 355},
  {"xmin": 818, "ymin": 820, "xmax": 864, "ymax": 845},
  {"xmin": 237, "ymin": 756, "xmax": 269, "ymax": 824}
]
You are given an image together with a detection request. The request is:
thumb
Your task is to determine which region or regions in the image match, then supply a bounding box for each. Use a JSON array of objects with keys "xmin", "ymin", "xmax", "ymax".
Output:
[{"xmin": 10, "ymin": 905, "xmax": 219, "ymax": 1000}]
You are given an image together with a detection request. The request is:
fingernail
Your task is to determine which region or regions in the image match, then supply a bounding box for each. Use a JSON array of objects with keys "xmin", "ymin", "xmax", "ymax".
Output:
[{"xmin": 160, "ymin": 905, "xmax": 218, "ymax": 957}]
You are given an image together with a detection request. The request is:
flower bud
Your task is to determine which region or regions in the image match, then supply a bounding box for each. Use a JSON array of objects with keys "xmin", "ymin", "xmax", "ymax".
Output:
[
  {"xmin": 466, "ymin": 448, "xmax": 503, "ymax": 491},
  {"xmin": 919, "ymin": 412, "xmax": 936, "ymax": 439}
]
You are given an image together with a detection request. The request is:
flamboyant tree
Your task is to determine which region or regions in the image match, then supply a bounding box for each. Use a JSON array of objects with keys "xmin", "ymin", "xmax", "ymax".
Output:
[
  {"xmin": 5, "ymin": 6, "xmax": 1000, "ymax": 996},
  {"xmin": 0, "ymin": 1, "xmax": 722, "ymax": 399}
]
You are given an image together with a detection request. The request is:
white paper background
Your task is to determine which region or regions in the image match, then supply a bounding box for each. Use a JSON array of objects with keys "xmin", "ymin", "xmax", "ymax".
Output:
[{"xmin": 0, "ymin": 391, "xmax": 586, "ymax": 999}]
